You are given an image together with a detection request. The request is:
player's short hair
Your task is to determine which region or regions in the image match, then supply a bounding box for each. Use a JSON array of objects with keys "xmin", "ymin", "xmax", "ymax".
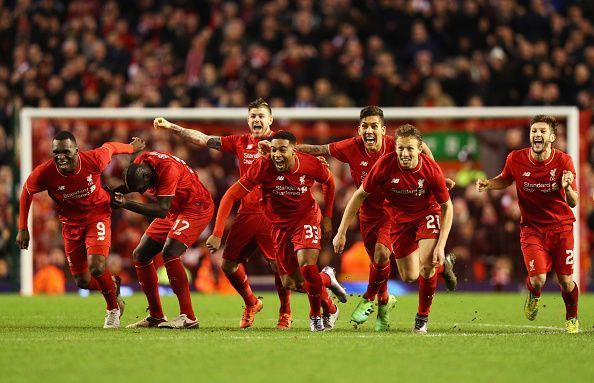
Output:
[
  {"xmin": 360, "ymin": 106, "xmax": 384, "ymax": 125},
  {"xmin": 395, "ymin": 124, "xmax": 423, "ymax": 145},
  {"xmin": 248, "ymin": 98, "xmax": 272, "ymax": 115},
  {"xmin": 53, "ymin": 131, "xmax": 76, "ymax": 143},
  {"xmin": 271, "ymin": 130, "xmax": 296, "ymax": 145},
  {"xmin": 530, "ymin": 115, "xmax": 558, "ymax": 135},
  {"xmin": 124, "ymin": 163, "xmax": 152, "ymax": 190}
]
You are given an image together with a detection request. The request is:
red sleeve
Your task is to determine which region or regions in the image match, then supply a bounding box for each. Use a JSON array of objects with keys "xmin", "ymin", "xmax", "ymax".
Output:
[
  {"xmin": 220, "ymin": 135, "xmax": 238, "ymax": 154},
  {"xmin": 212, "ymin": 182, "xmax": 250, "ymax": 237},
  {"xmin": 362, "ymin": 157, "xmax": 387, "ymax": 194},
  {"xmin": 101, "ymin": 142, "xmax": 134, "ymax": 156},
  {"xmin": 430, "ymin": 162, "xmax": 450, "ymax": 204},
  {"xmin": 154, "ymin": 162, "xmax": 180, "ymax": 196},
  {"xmin": 238, "ymin": 156, "xmax": 266, "ymax": 190},
  {"xmin": 328, "ymin": 138, "xmax": 352, "ymax": 163},
  {"xmin": 24, "ymin": 166, "xmax": 47, "ymax": 194},
  {"xmin": 564, "ymin": 155, "xmax": 578, "ymax": 190},
  {"xmin": 18, "ymin": 186, "xmax": 34, "ymax": 230},
  {"xmin": 87, "ymin": 143, "xmax": 133, "ymax": 173},
  {"xmin": 499, "ymin": 152, "xmax": 515, "ymax": 180}
]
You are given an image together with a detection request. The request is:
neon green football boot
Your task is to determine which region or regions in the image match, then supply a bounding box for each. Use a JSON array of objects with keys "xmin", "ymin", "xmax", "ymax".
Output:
[
  {"xmin": 350, "ymin": 297, "xmax": 374, "ymax": 325},
  {"xmin": 524, "ymin": 293, "xmax": 540, "ymax": 321},
  {"xmin": 375, "ymin": 295, "xmax": 397, "ymax": 332},
  {"xmin": 565, "ymin": 317, "xmax": 579, "ymax": 334}
]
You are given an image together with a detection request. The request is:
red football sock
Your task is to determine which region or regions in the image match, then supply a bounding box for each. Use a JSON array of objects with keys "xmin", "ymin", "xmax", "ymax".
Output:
[
  {"xmin": 526, "ymin": 277, "xmax": 541, "ymax": 298},
  {"xmin": 134, "ymin": 260, "xmax": 164, "ymax": 319},
  {"xmin": 320, "ymin": 272, "xmax": 331, "ymax": 287},
  {"xmin": 301, "ymin": 265, "xmax": 322, "ymax": 317},
  {"xmin": 437, "ymin": 263, "xmax": 445, "ymax": 274},
  {"xmin": 226, "ymin": 264, "xmax": 258, "ymax": 307},
  {"xmin": 164, "ymin": 257, "xmax": 196, "ymax": 320},
  {"xmin": 363, "ymin": 262, "xmax": 390, "ymax": 302},
  {"xmin": 93, "ymin": 268, "xmax": 118, "ymax": 310},
  {"xmin": 86, "ymin": 276, "xmax": 100, "ymax": 290},
  {"xmin": 561, "ymin": 282, "xmax": 579, "ymax": 319},
  {"xmin": 274, "ymin": 273, "xmax": 291, "ymax": 314},
  {"xmin": 377, "ymin": 279, "xmax": 389, "ymax": 306},
  {"xmin": 320, "ymin": 287, "xmax": 337, "ymax": 315},
  {"xmin": 418, "ymin": 272, "xmax": 438, "ymax": 316}
]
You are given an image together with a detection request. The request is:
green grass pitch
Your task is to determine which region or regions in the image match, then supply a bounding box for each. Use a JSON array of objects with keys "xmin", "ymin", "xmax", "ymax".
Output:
[{"xmin": 1, "ymin": 292, "xmax": 593, "ymax": 383}]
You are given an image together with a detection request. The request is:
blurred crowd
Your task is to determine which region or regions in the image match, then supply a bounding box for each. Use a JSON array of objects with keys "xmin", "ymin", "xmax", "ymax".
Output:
[{"xmin": 1, "ymin": 0, "xmax": 594, "ymax": 290}]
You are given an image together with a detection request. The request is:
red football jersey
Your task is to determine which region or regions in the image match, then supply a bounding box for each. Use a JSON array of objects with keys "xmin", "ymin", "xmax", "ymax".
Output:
[
  {"xmin": 500, "ymin": 148, "xmax": 576, "ymax": 228},
  {"xmin": 238, "ymin": 153, "xmax": 331, "ymax": 227},
  {"xmin": 329, "ymin": 136, "xmax": 395, "ymax": 220},
  {"xmin": 24, "ymin": 147, "xmax": 116, "ymax": 225},
  {"xmin": 134, "ymin": 151, "xmax": 212, "ymax": 217},
  {"xmin": 363, "ymin": 152, "xmax": 449, "ymax": 223},
  {"xmin": 221, "ymin": 133, "xmax": 273, "ymax": 214}
]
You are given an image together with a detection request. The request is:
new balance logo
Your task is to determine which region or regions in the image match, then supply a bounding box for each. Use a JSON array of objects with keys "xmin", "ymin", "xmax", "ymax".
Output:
[
  {"xmin": 58, "ymin": 185, "xmax": 65, "ymax": 191},
  {"xmin": 276, "ymin": 176, "xmax": 285, "ymax": 181},
  {"xmin": 360, "ymin": 161, "xmax": 368, "ymax": 167},
  {"xmin": 523, "ymin": 172, "xmax": 531, "ymax": 177},
  {"xmin": 246, "ymin": 144, "xmax": 253, "ymax": 149},
  {"xmin": 391, "ymin": 178, "xmax": 400, "ymax": 184}
]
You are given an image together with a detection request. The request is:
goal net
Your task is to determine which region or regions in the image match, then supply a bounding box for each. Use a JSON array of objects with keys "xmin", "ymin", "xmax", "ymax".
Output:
[{"xmin": 18, "ymin": 106, "xmax": 583, "ymax": 295}]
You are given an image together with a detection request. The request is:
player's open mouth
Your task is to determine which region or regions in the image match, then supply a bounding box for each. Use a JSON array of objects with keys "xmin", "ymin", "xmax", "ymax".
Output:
[
  {"xmin": 57, "ymin": 160, "xmax": 69, "ymax": 168},
  {"xmin": 364, "ymin": 134, "xmax": 376, "ymax": 146},
  {"xmin": 252, "ymin": 125, "xmax": 263, "ymax": 134},
  {"xmin": 532, "ymin": 137, "xmax": 543, "ymax": 148},
  {"xmin": 400, "ymin": 157, "xmax": 411, "ymax": 166},
  {"xmin": 273, "ymin": 158, "xmax": 285, "ymax": 169}
]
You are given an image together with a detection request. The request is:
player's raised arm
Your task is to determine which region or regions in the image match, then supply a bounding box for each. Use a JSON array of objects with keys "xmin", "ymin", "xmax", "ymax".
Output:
[
  {"xmin": 296, "ymin": 144, "xmax": 330, "ymax": 156},
  {"xmin": 153, "ymin": 117, "xmax": 222, "ymax": 150},
  {"xmin": 476, "ymin": 175, "xmax": 514, "ymax": 192},
  {"xmin": 102, "ymin": 137, "xmax": 146, "ymax": 156},
  {"xmin": 333, "ymin": 186, "xmax": 370, "ymax": 253},
  {"xmin": 561, "ymin": 170, "xmax": 578, "ymax": 208},
  {"xmin": 206, "ymin": 181, "xmax": 251, "ymax": 253}
]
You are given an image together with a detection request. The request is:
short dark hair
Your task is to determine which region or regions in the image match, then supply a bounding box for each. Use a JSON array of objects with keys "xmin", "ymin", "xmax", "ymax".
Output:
[
  {"xmin": 248, "ymin": 97, "xmax": 272, "ymax": 115},
  {"xmin": 395, "ymin": 124, "xmax": 423, "ymax": 144},
  {"xmin": 271, "ymin": 130, "xmax": 296, "ymax": 144},
  {"xmin": 53, "ymin": 131, "xmax": 76, "ymax": 142},
  {"xmin": 360, "ymin": 106, "xmax": 384, "ymax": 125},
  {"xmin": 530, "ymin": 115, "xmax": 558, "ymax": 135},
  {"xmin": 124, "ymin": 163, "xmax": 153, "ymax": 191}
]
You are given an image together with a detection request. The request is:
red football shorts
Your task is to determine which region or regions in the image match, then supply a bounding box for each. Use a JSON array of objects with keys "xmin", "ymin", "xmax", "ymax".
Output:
[
  {"xmin": 62, "ymin": 216, "xmax": 111, "ymax": 275},
  {"xmin": 223, "ymin": 212, "xmax": 276, "ymax": 262},
  {"xmin": 146, "ymin": 201, "xmax": 214, "ymax": 247},
  {"xmin": 520, "ymin": 224, "xmax": 574, "ymax": 276},
  {"xmin": 360, "ymin": 215, "xmax": 392, "ymax": 257},
  {"xmin": 390, "ymin": 212, "xmax": 441, "ymax": 259},
  {"xmin": 272, "ymin": 211, "xmax": 322, "ymax": 276}
]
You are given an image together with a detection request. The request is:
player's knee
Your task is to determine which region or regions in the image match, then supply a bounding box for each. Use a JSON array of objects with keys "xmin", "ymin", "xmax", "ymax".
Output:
[
  {"xmin": 89, "ymin": 262, "xmax": 105, "ymax": 277},
  {"xmin": 530, "ymin": 276, "xmax": 546, "ymax": 290},
  {"xmin": 401, "ymin": 274, "xmax": 418, "ymax": 283},
  {"xmin": 221, "ymin": 259, "xmax": 238, "ymax": 275},
  {"xmin": 132, "ymin": 247, "xmax": 151, "ymax": 263},
  {"xmin": 419, "ymin": 265, "xmax": 434, "ymax": 278},
  {"xmin": 559, "ymin": 279, "xmax": 574, "ymax": 293},
  {"xmin": 373, "ymin": 248, "xmax": 391, "ymax": 266}
]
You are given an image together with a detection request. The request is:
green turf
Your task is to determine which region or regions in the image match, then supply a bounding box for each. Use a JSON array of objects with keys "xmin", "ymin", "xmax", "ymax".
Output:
[{"xmin": 1, "ymin": 292, "xmax": 593, "ymax": 383}]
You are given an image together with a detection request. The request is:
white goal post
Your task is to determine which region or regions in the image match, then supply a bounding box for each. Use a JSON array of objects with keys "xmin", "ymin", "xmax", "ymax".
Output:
[{"xmin": 19, "ymin": 106, "xmax": 581, "ymax": 296}]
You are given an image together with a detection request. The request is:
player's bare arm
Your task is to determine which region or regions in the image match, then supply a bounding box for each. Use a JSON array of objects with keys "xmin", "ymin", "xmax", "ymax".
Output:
[
  {"xmin": 153, "ymin": 117, "xmax": 221, "ymax": 150},
  {"xmin": 476, "ymin": 175, "xmax": 513, "ymax": 192},
  {"xmin": 433, "ymin": 199, "xmax": 454, "ymax": 267},
  {"xmin": 562, "ymin": 170, "xmax": 578, "ymax": 208},
  {"xmin": 112, "ymin": 193, "xmax": 172, "ymax": 218},
  {"xmin": 296, "ymin": 144, "xmax": 330, "ymax": 156},
  {"xmin": 333, "ymin": 186, "xmax": 370, "ymax": 253}
]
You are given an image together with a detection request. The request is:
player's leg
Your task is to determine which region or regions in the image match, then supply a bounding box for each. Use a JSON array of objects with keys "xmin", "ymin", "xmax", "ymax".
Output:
[
  {"xmin": 413, "ymin": 238, "xmax": 439, "ymax": 334},
  {"xmin": 297, "ymin": 248, "xmax": 325, "ymax": 331},
  {"xmin": 257, "ymin": 221, "xmax": 293, "ymax": 329},
  {"xmin": 222, "ymin": 215, "xmax": 261, "ymax": 313},
  {"xmin": 158, "ymin": 204, "xmax": 213, "ymax": 329},
  {"xmin": 551, "ymin": 225, "xmax": 578, "ymax": 333},
  {"xmin": 520, "ymin": 227, "xmax": 549, "ymax": 321},
  {"xmin": 127, "ymin": 233, "xmax": 168, "ymax": 328}
]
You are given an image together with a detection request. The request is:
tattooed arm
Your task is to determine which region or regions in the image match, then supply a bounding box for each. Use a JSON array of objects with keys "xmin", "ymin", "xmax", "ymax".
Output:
[{"xmin": 154, "ymin": 117, "xmax": 222, "ymax": 150}]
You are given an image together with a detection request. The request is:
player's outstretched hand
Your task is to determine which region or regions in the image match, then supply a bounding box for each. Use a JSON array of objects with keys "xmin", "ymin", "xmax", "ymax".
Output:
[
  {"xmin": 16, "ymin": 230, "xmax": 30, "ymax": 250},
  {"xmin": 333, "ymin": 233, "xmax": 346, "ymax": 254},
  {"xmin": 476, "ymin": 179, "xmax": 489, "ymax": 192},
  {"xmin": 206, "ymin": 235, "xmax": 221, "ymax": 253},
  {"xmin": 432, "ymin": 246, "xmax": 445, "ymax": 268},
  {"xmin": 445, "ymin": 178, "xmax": 456, "ymax": 190},
  {"xmin": 130, "ymin": 137, "xmax": 146, "ymax": 153},
  {"xmin": 321, "ymin": 216, "xmax": 332, "ymax": 242},
  {"xmin": 257, "ymin": 140, "xmax": 271, "ymax": 155},
  {"xmin": 561, "ymin": 170, "xmax": 574, "ymax": 189},
  {"xmin": 153, "ymin": 117, "xmax": 172, "ymax": 130},
  {"xmin": 111, "ymin": 192, "xmax": 126, "ymax": 208}
]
